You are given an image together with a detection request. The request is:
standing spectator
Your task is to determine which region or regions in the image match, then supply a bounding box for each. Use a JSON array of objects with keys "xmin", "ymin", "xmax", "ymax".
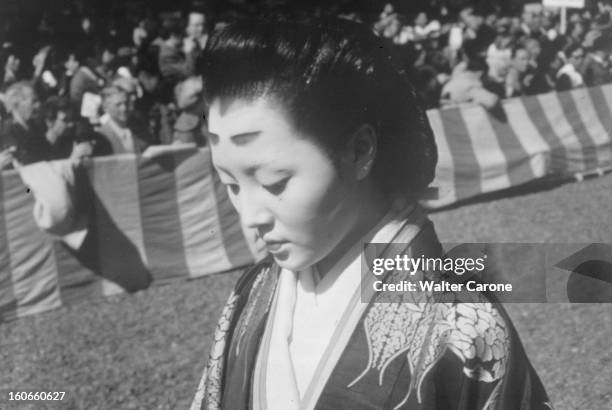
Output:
[{"xmin": 96, "ymin": 86, "xmax": 149, "ymax": 155}]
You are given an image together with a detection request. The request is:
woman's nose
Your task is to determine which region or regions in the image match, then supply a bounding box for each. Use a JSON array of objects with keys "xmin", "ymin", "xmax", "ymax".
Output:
[{"xmin": 238, "ymin": 191, "xmax": 273, "ymax": 230}]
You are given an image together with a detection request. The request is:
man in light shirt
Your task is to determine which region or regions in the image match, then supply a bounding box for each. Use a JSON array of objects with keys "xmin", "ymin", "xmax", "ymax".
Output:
[{"xmin": 96, "ymin": 86, "xmax": 149, "ymax": 155}]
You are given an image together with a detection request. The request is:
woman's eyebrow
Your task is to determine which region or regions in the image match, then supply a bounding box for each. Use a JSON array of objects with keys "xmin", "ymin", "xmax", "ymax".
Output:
[{"xmin": 230, "ymin": 131, "xmax": 261, "ymax": 146}]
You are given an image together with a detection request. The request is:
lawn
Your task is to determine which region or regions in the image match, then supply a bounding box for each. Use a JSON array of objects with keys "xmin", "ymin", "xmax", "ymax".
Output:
[{"xmin": 1, "ymin": 174, "xmax": 612, "ymax": 409}]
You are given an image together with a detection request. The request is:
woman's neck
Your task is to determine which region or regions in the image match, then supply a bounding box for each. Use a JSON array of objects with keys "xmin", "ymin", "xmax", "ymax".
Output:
[{"xmin": 314, "ymin": 184, "xmax": 394, "ymax": 281}]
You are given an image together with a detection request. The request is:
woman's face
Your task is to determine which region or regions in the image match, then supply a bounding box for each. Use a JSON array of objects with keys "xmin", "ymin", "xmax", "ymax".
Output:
[{"xmin": 207, "ymin": 97, "xmax": 363, "ymax": 272}]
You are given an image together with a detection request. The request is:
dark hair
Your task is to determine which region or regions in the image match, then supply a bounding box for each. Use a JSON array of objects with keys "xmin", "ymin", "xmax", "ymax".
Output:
[
  {"xmin": 200, "ymin": 18, "xmax": 437, "ymax": 196},
  {"xmin": 42, "ymin": 96, "xmax": 74, "ymax": 123},
  {"xmin": 592, "ymin": 34, "xmax": 612, "ymax": 53},
  {"xmin": 511, "ymin": 44, "xmax": 528, "ymax": 58},
  {"xmin": 461, "ymin": 39, "xmax": 488, "ymax": 72},
  {"xmin": 160, "ymin": 21, "xmax": 184, "ymax": 40}
]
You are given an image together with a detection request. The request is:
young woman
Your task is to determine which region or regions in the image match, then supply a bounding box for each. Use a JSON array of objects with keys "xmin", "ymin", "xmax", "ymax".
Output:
[{"xmin": 191, "ymin": 18, "xmax": 551, "ymax": 410}]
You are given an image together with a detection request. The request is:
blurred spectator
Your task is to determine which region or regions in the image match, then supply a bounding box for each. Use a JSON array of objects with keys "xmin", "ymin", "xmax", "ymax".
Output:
[
  {"xmin": 1, "ymin": 45, "xmax": 21, "ymax": 89},
  {"xmin": 505, "ymin": 45, "xmax": 531, "ymax": 98},
  {"xmin": 0, "ymin": 82, "xmax": 50, "ymax": 167},
  {"xmin": 414, "ymin": 65, "xmax": 442, "ymax": 109},
  {"xmin": 41, "ymin": 97, "xmax": 106, "ymax": 160},
  {"xmin": 0, "ymin": 0, "xmax": 609, "ymax": 170},
  {"xmin": 68, "ymin": 50, "xmax": 105, "ymax": 110},
  {"xmin": 520, "ymin": 6, "xmax": 546, "ymax": 40},
  {"xmin": 459, "ymin": 6, "xmax": 496, "ymax": 55},
  {"xmin": 96, "ymin": 86, "xmax": 149, "ymax": 154},
  {"xmin": 184, "ymin": 10, "xmax": 209, "ymax": 52},
  {"xmin": 133, "ymin": 20, "xmax": 149, "ymax": 48},
  {"xmin": 562, "ymin": 20, "xmax": 586, "ymax": 52},
  {"xmin": 441, "ymin": 40, "xmax": 499, "ymax": 109},
  {"xmin": 557, "ymin": 45, "xmax": 585, "ymax": 91},
  {"xmin": 486, "ymin": 18, "xmax": 513, "ymax": 88},
  {"xmin": 580, "ymin": 35, "xmax": 612, "ymax": 86},
  {"xmin": 173, "ymin": 76, "xmax": 206, "ymax": 146},
  {"xmin": 158, "ymin": 20, "xmax": 198, "ymax": 85}
]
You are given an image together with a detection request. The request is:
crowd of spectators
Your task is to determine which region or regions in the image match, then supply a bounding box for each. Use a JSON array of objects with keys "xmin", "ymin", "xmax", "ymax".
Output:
[
  {"xmin": 1, "ymin": 0, "xmax": 612, "ymax": 169},
  {"xmin": 372, "ymin": 1, "xmax": 612, "ymax": 109}
]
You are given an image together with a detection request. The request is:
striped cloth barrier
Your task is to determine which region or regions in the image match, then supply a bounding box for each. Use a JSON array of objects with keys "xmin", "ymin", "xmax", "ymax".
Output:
[
  {"xmin": 0, "ymin": 146, "xmax": 256, "ymax": 321},
  {"xmin": 423, "ymin": 84, "xmax": 612, "ymax": 208}
]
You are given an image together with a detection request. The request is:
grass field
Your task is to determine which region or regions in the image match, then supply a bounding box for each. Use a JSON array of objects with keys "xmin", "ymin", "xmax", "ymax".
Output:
[{"xmin": 1, "ymin": 174, "xmax": 612, "ymax": 410}]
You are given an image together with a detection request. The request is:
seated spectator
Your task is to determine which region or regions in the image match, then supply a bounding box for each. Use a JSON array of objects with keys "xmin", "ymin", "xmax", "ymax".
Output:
[
  {"xmin": 520, "ymin": 6, "xmax": 546, "ymax": 41},
  {"xmin": 172, "ymin": 76, "xmax": 206, "ymax": 146},
  {"xmin": 0, "ymin": 82, "xmax": 51, "ymax": 168},
  {"xmin": 158, "ymin": 20, "xmax": 199, "ymax": 85},
  {"xmin": 42, "ymin": 97, "xmax": 109, "ymax": 160},
  {"xmin": 94, "ymin": 41, "xmax": 120, "ymax": 84},
  {"xmin": 561, "ymin": 20, "xmax": 586, "ymax": 52},
  {"xmin": 505, "ymin": 45, "xmax": 531, "ymax": 98},
  {"xmin": 412, "ymin": 12, "xmax": 441, "ymax": 41},
  {"xmin": 459, "ymin": 6, "xmax": 496, "ymax": 55},
  {"xmin": 557, "ymin": 45, "xmax": 585, "ymax": 90},
  {"xmin": 414, "ymin": 65, "xmax": 442, "ymax": 110},
  {"xmin": 486, "ymin": 18, "xmax": 513, "ymax": 88},
  {"xmin": 580, "ymin": 35, "xmax": 612, "ymax": 86},
  {"xmin": 440, "ymin": 41, "xmax": 499, "ymax": 109},
  {"xmin": 68, "ymin": 50, "xmax": 105, "ymax": 111},
  {"xmin": 95, "ymin": 86, "xmax": 149, "ymax": 155},
  {"xmin": 0, "ymin": 45, "xmax": 21, "ymax": 89},
  {"xmin": 524, "ymin": 37, "xmax": 543, "ymax": 68},
  {"xmin": 524, "ymin": 37, "xmax": 557, "ymax": 95},
  {"xmin": 32, "ymin": 45, "xmax": 63, "ymax": 100}
]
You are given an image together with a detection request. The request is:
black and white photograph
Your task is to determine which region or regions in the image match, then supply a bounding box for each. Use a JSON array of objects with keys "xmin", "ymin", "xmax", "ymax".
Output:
[{"xmin": 0, "ymin": 0, "xmax": 611, "ymax": 409}]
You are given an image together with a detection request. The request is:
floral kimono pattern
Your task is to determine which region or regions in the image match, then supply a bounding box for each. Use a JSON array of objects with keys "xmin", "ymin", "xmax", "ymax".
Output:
[{"xmin": 191, "ymin": 219, "xmax": 552, "ymax": 410}]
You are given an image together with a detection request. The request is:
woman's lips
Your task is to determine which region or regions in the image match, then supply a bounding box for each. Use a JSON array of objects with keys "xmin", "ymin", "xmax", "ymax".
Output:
[{"xmin": 265, "ymin": 241, "xmax": 288, "ymax": 253}]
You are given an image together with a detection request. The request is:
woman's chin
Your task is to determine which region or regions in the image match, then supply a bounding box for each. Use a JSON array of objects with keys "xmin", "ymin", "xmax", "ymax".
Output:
[{"xmin": 270, "ymin": 250, "xmax": 316, "ymax": 272}]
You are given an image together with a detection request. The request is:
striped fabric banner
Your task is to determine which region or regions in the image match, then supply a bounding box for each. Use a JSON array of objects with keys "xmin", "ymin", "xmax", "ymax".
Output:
[
  {"xmin": 423, "ymin": 84, "xmax": 612, "ymax": 209},
  {"xmin": 0, "ymin": 146, "xmax": 256, "ymax": 321},
  {"xmin": 2, "ymin": 84, "xmax": 612, "ymax": 319}
]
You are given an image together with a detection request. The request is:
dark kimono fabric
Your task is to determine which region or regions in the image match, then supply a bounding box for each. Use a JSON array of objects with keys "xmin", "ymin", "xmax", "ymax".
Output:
[{"xmin": 193, "ymin": 223, "xmax": 552, "ymax": 410}]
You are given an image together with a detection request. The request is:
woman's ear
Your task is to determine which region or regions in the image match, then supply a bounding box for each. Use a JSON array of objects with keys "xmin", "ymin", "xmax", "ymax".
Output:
[{"xmin": 346, "ymin": 124, "xmax": 377, "ymax": 181}]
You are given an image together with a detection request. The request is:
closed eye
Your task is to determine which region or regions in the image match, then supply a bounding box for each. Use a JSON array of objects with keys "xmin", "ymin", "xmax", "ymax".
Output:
[
  {"xmin": 224, "ymin": 183, "xmax": 240, "ymax": 195},
  {"xmin": 263, "ymin": 178, "xmax": 289, "ymax": 195}
]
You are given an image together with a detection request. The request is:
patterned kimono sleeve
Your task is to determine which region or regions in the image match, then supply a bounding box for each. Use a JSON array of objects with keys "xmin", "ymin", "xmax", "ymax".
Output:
[
  {"xmin": 423, "ymin": 302, "xmax": 554, "ymax": 410},
  {"xmin": 190, "ymin": 290, "xmax": 240, "ymax": 410}
]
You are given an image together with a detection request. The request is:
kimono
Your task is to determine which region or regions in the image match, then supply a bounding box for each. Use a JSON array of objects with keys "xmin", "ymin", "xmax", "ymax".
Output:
[{"xmin": 191, "ymin": 203, "xmax": 552, "ymax": 410}]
